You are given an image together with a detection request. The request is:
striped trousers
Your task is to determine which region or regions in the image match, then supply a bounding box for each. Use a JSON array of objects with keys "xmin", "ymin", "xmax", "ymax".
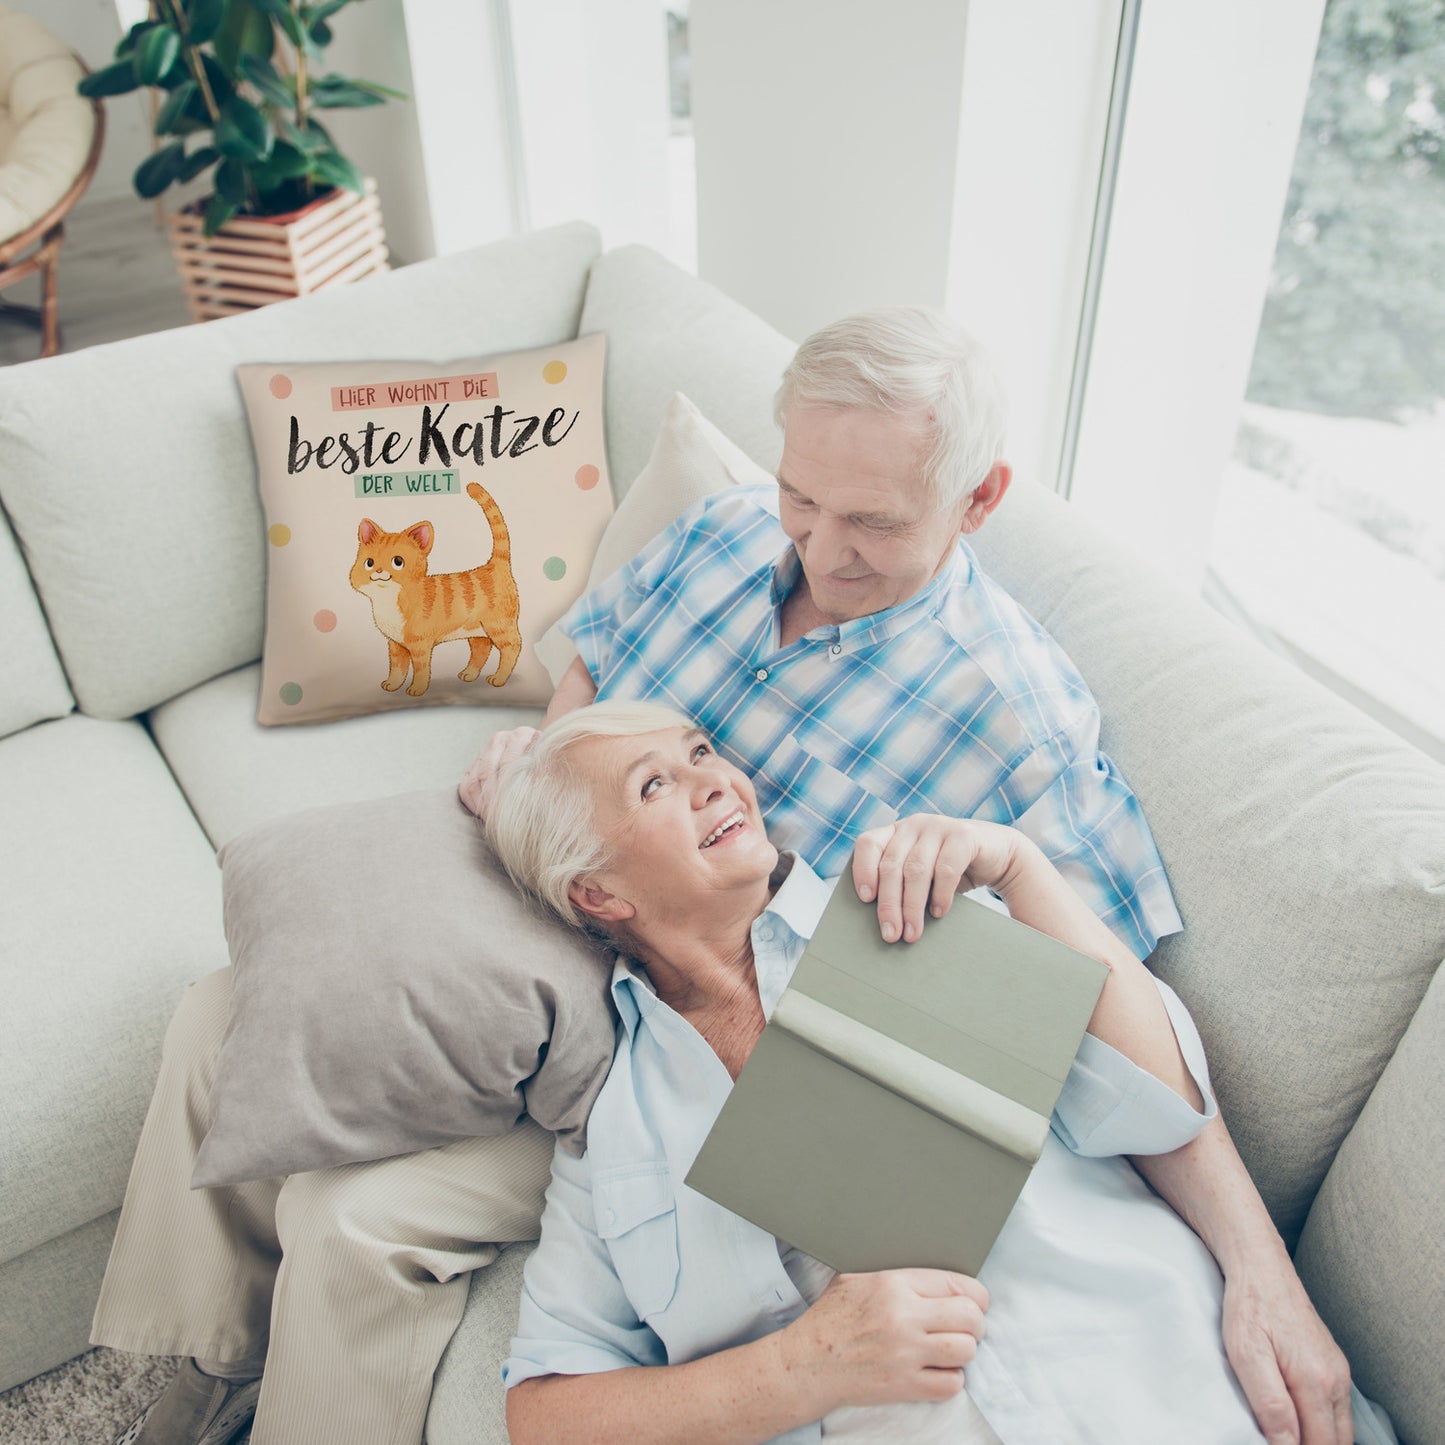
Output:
[{"xmin": 91, "ymin": 968, "xmax": 554, "ymax": 1445}]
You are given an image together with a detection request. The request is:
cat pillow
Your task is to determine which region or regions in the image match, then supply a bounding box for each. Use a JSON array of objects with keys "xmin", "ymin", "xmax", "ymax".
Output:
[{"xmin": 237, "ymin": 334, "xmax": 612, "ymax": 725}]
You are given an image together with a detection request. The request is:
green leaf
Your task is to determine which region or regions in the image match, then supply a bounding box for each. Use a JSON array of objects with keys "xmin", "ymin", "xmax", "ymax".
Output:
[
  {"xmin": 309, "ymin": 75, "xmax": 384, "ymax": 108},
  {"xmin": 178, "ymin": 145, "xmax": 220, "ymax": 182},
  {"xmin": 133, "ymin": 142, "xmax": 186, "ymax": 199},
  {"xmin": 215, "ymin": 156, "xmax": 250, "ymax": 204},
  {"xmin": 154, "ymin": 79, "xmax": 197, "ymax": 135},
  {"xmin": 115, "ymin": 20, "xmax": 156, "ymax": 59},
  {"xmin": 215, "ymin": 95, "xmax": 274, "ymax": 160},
  {"xmin": 134, "ymin": 25, "xmax": 181, "ymax": 86},
  {"xmin": 247, "ymin": 0, "xmax": 306, "ymax": 45},
  {"xmin": 309, "ymin": 148, "xmax": 363, "ymax": 194},
  {"xmin": 281, "ymin": 115, "xmax": 332, "ymax": 153},
  {"xmin": 350, "ymin": 78, "xmax": 408, "ymax": 101},
  {"xmin": 239, "ymin": 52, "xmax": 295, "ymax": 107},
  {"xmin": 203, "ymin": 192, "xmax": 239, "ymax": 235},
  {"xmin": 199, "ymin": 53, "xmax": 236, "ymax": 107},
  {"xmin": 186, "ymin": 0, "xmax": 227, "ymax": 47},
  {"xmin": 213, "ymin": 0, "xmax": 275, "ymax": 75},
  {"xmin": 302, "ymin": 0, "xmax": 351, "ymax": 23},
  {"xmin": 264, "ymin": 139, "xmax": 312, "ymax": 178},
  {"xmin": 80, "ymin": 59, "xmax": 143, "ymax": 98},
  {"xmin": 308, "ymin": 18, "xmax": 332, "ymax": 47}
]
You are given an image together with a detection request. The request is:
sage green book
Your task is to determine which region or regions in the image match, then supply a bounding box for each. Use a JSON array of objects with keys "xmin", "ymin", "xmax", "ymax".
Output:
[{"xmin": 684, "ymin": 886, "xmax": 1109, "ymax": 1275}]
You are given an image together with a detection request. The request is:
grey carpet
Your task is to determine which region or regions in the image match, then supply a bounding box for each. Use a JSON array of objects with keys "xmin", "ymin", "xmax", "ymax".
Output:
[{"xmin": 0, "ymin": 1350, "xmax": 230, "ymax": 1445}]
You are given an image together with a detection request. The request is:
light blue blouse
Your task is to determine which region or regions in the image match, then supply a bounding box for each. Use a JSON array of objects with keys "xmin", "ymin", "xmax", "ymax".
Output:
[{"xmin": 504, "ymin": 858, "xmax": 1271, "ymax": 1443}]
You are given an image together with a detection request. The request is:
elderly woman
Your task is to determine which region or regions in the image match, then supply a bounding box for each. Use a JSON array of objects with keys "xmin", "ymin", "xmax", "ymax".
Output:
[{"xmin": 485, "ymin": 700, "xmax": 1278, "ymax": 1445}]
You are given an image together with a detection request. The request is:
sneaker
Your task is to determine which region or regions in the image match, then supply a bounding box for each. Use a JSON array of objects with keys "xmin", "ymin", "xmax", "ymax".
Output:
[{"xmin": 112, "ymin": 1358, "xmax": 262, "ymax": 1445}]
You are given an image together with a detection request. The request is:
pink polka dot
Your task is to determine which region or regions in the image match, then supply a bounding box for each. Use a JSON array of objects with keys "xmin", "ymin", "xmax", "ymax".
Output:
[
  {"xmin": 270, "ymin": 373, "xmax": 293, "ymax": 399},
  {"xmin": 314, "ymin": 609, "xmax": 337, "ymax": 633},
  {"xmin": 575, "ymin": 464, "xmax": 600, "ymax": 491}
]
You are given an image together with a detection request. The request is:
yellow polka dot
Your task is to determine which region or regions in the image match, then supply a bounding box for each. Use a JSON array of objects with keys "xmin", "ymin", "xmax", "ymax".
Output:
[
  {"xmin": 268, "ymin": 524, "xmax": 292, "ymax": 547},
  {"xmin": 542, "ymin": 360, "xmax": 568, "ymax": 384}
]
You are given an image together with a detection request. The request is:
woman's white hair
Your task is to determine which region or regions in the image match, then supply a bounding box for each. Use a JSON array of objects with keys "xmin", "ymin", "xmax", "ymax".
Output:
[
  {"xmin": 774, "ymin": 307, "xmax": 1007, "ymax": 511},
  {"xmin": 486, "ymin": 699, "xmax": 696, "ymax": 931}
]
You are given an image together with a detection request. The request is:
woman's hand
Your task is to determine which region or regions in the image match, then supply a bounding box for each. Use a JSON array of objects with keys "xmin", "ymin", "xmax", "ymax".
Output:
[
  {"xmin": 779, "ymin": 1269, "xmax": 989, "ymax": 1411},
  {"xmin": 459, "ymin": 726, "xmax": 540, "ymax": 821},
  {"xmin": 852, "ymin": 815, "xmax": 1029, "ymax": 943}
]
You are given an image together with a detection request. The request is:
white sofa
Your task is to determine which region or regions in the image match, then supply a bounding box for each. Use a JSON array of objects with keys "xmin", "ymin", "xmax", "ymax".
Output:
[{"xmin": 0, "ymin": 222, "xmax": 1441, "ymax": 1444}]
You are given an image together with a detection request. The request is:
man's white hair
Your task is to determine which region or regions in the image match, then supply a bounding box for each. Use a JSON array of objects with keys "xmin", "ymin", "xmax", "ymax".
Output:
[
  {"xmin": 774, "ymin": 307, "xmax": 1008, "ymax": 511},
  {"xmin": 487, "ymin": 699, "xmax": 696, "ymax": 931}
]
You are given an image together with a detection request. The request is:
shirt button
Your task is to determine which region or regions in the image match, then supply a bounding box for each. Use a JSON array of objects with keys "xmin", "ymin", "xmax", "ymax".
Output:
[
  {"xmin": 755, "ymin": 668, "xmax": 769, "ymax": 681},
  {"xmin": 756, "ymin": 924, "xmax": 773, "ymax": 943},
  {"xmin": 830, "ymin": 644, "xmax": 842, "ymax": 655}
]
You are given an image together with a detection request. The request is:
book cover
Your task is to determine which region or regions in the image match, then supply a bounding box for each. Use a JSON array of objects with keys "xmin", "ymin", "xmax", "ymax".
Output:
[{"xmin": 685, "ymin": 886, "xmax": 1109, "ymax": 1275}]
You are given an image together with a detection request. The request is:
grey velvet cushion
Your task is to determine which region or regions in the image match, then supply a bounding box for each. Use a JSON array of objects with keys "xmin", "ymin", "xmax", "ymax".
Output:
[
  {"xmin": 968, "ymin": 478, "xmax": 1445, "ymax": 1246},
  {"xmin": 0, "ymin": 221, "xmax": 602, "ymax": 721},
  {"xmin": 193, "ymin": 789, "xmax": 617, "ymax": 1187}
]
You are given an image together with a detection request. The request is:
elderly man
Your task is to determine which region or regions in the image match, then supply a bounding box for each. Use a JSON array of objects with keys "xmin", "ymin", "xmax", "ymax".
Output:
[{"xmin": 95, "ymin": 310, "xmax": 1351, "ymax": 1445}]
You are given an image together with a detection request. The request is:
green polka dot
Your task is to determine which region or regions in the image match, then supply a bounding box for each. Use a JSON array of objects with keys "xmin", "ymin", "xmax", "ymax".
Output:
[
  {"xmin": 543, "ymin": 556, "xmax": 568, "ymax": 581},
  {"xmin": 279, "ymin": 682, "xmax": 304, "ymax": 706}
]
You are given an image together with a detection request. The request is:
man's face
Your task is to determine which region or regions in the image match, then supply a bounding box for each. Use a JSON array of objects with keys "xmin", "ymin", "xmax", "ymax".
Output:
[{"xmin": 776, "ymin": 405, "xmax": 971, "ymax": 623}]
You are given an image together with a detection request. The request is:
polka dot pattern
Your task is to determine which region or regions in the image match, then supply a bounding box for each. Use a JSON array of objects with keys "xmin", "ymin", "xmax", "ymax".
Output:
[
  {"xmin": 575, "ymin": 464, "xmax": 600, "ymax": 490},
  {"xmin": 269, "ymin": 374, "xmax": 293, "ymax": 399},
  {"xmin": 543, "ymin": 556, "xmax": 567, "ymax": 581},
  {"xmin": 279, "ymin": 682, "xmax": 303, "ymax": 706},
  {"xmin": 542, "ymin": 360, "xmax": 568, "ymax": 384},
  {"xmin": 313, "ymin": 610, "xmax": 337, "ymax": 633},
  {"xmin": 268, "ymin": 524, "xmax": 292, "ymax": 547}
]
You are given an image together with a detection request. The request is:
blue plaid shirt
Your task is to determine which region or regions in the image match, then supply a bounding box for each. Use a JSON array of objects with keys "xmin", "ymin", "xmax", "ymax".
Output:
[{"xmin": 560, "ymin": 485, "xmax": 1181, "ymax": 959}]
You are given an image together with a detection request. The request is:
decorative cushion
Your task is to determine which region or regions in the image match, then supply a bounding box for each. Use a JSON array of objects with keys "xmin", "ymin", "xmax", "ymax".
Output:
[
  {"xmin": 192, "ymin": 789, "xmax": 617, "ymax": 1188},
  {"xmin": 534, "ymin": 392, "xmax": 765, "ymax": 684},
  {"xmin": 235, "ymin": 334, "xmax": 613, "ymax": 724},
  {"xmin": 0, "ymin": 504, "xmax": 71, "ymax": 740}
]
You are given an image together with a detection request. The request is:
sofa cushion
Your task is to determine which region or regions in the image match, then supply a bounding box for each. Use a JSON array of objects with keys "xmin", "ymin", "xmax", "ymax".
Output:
[
  {"xmin": 0, "ymin": 221, "xmax": 602, "ymax": 722},
  {"xmin": 0, "ymin": 715, "xmax": 227, "ymax": 1267},
  {"xmin": 195, "ymin": 791, "xmax": 615, "ymax": 1187},
  {"xmin": 236, "ymin": 334, "xmax": 613, "ymax": 724},
  {"xmin": 968, "ymin": 479, "xmax": 1445, "ymax": 1244},
  {"xmin": 579, "ymin": 245, "xmax": 795, "ymax": 496},
  {"xmin": 0, "ymin": 502, "xmax": 71, "ymax": 739},
  {"xmin": 1295, "ymin": 958, "xmax": 1445, "ymax": 1445},
  {"xmin": 148, "ymin": 663, "xmax": 541, "ymax": 850}
]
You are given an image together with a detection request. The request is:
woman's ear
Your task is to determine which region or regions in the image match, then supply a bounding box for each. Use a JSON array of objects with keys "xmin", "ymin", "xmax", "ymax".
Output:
[{"xmin": 567, "ymin": 879, "xmax": 635, "ymax": 924}]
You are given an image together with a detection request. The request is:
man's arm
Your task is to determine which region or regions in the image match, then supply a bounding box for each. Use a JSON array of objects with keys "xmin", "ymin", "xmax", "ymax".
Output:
[{"xmin": 1131, "ymin": 1121, "xmax": 1353, "ymax": 1445}]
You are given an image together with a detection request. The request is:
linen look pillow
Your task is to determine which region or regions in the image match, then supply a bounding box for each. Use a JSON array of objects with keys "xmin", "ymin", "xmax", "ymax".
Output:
[
  {"xmin": 237, "ymin": 333, "xmax": 612, "ymax": 725},
  {"xmin": 534, "ymin": 391, "xmax": 772, "ymax": 684},
  {"xmin": 192, "ymin": 789, "xmax": 617, "ymax": 1188}
]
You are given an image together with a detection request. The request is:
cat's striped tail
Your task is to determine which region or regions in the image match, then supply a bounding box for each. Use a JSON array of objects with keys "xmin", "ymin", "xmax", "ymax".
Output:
[{"xmin": 466, "ymin": 482, "xmax": 512, "ymax": 566}]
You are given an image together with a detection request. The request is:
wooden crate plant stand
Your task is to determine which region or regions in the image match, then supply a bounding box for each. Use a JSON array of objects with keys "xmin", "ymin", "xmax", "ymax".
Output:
[{"xmin": 165, "ymin": 178, "xmax": 388, "ymax": 321}]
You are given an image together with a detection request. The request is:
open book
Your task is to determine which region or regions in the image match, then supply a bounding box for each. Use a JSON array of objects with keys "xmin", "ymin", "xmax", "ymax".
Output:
[{"xmin": 684, "ymin": 884, "xmax": 1109, "ymax": 1275}]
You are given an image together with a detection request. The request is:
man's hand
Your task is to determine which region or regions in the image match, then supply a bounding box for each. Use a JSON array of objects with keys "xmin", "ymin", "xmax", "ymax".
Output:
[
  {"xmin": 1221, "ymin": 1262, "xmax": 1353, "ymax": 1445},
  {"xmin": 459, "ymin": 726, "xmax": 540, "ymax": 821}
]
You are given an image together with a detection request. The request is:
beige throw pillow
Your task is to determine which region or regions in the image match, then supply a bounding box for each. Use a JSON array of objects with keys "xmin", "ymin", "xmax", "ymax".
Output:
[{"xmin": 237, "ymin": 334, "xmax": 613, "ymax": 724}]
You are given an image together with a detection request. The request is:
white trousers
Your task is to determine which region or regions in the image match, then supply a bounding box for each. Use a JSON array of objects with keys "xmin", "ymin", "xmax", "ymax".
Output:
[{"xmin": 91, "ymin": 968, "xmax": 555, "ymax": 1445}]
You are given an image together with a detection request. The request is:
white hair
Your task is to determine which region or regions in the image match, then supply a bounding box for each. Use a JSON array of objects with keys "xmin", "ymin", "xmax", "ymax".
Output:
[
  {"xmin": 774, "ymin": 307, "xmax": 1008, "ymax": 510},
  {"xmin": 486, "ymin": 700, "xmax": 696, "ymax": 931}
]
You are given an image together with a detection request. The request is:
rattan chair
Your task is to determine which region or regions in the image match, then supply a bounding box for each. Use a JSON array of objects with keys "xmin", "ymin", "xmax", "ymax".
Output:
[{"xmin": 0, "ymin": 7, "xmax": 104, "ymax": 359}]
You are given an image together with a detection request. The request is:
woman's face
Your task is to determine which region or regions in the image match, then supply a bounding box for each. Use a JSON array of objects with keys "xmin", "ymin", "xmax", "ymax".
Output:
[{"xmin": 566, "ymin": 726, "xmax": 777, "ymax": 926}]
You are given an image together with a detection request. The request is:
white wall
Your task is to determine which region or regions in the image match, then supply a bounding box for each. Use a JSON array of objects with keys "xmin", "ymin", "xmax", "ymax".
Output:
[{"xmin": 689, "ymin": 0, "xmax": 972, "ymax": 342}]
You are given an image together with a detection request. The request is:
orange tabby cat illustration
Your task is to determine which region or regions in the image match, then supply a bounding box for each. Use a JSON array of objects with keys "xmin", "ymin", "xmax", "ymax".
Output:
[{"xmin": 349, "ymin": 482, "xmax": 522, "ymax": 697}]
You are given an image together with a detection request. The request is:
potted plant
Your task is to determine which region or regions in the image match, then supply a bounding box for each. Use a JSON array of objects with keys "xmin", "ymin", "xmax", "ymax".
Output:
[{"xmin": 79, "ymin": 0, "xmax": 404, "ymax": 319}]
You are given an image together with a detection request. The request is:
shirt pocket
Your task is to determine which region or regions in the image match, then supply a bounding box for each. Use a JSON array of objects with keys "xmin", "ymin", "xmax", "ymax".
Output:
[
  {"xmin": 593, "ymin": 1163, "xmax": 681, "ymax": 1321},
  {"xmin": 758, "ymin": 732, "xmax": 898, "ymax": 866}
]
